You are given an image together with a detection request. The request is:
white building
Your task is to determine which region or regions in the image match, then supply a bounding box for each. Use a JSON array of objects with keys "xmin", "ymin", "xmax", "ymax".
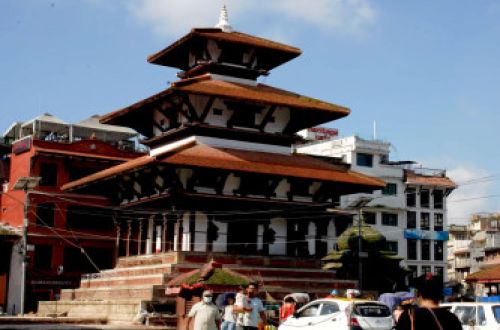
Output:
[{"xmin": 296, "ymin": 134, "xmax": 456, "ymax": 281}]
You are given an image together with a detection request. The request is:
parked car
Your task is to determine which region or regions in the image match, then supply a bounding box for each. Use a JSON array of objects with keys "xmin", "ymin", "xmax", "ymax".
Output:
[
  {"xmin": 278, "ymin": 298, "xmax": 393, "ymax": 330},
  {"xmin": 442, "ymin": 302, "xmax": 500, "ymax": 329}
]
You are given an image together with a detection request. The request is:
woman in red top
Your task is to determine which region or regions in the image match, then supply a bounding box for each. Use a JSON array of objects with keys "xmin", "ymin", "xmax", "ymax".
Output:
[{"xmin": 279, "ymin": 297, "xmax": 296, "ymax": 322}]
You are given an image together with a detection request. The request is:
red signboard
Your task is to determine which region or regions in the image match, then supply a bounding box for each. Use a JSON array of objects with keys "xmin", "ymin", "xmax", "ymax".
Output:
[{"xmin": 12, "ymin": 136, "xmax": 32, "ymax": 155}]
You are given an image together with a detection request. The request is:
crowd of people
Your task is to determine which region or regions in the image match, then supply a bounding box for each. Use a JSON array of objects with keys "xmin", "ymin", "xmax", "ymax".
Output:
[
  {"xmin": 186, "ymin": 273, "xmax": 462, "ymax": 330},
  {"xmin": 187, "ymin": 282, "xmax": 267, "ymax": 330}
]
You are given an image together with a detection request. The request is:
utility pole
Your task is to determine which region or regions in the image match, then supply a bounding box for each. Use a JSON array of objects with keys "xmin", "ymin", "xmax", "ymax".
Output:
[
  {"xmin": 13, "ymin": 177, "xmax": 41, "ymax": 316},
  {"xmin": 358, "ymin": 207, "xmax": 363, "ymax": 292}
]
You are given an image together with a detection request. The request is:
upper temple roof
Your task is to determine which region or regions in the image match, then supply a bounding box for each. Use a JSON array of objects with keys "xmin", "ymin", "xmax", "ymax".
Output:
[{"xmin": 147, "ymin": 28, "xmax": 302, "ymax": 72}]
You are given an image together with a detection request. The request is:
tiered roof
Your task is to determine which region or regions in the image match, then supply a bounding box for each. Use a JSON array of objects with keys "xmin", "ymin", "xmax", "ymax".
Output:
[{"xmin": 62, "ymin": 142, "xmax": 384, "ymax": 191}]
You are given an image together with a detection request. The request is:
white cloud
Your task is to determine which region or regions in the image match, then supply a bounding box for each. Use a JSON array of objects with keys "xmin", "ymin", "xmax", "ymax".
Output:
[
  {"xmin": 447, "ymin": 165, "xmax": 495, "ymax": 225},
  {"xmin": 125, "ymin": 0, "xmax": 377, "ymax": 38}
]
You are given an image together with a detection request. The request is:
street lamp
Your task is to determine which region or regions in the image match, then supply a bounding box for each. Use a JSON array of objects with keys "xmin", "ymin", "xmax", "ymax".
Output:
[
  {"xmin": 12, "ymin": 176, "xmax": 41, "ymax": 316},
  {"xmin": 345, "ymin": 196, "xmax": 374, "ymax": 292}
]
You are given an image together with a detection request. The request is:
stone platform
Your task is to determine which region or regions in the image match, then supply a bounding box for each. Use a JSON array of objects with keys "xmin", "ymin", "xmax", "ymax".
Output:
[{"xmin": 38, "ymin": 252, "xmax": 356, "ymax": 326}]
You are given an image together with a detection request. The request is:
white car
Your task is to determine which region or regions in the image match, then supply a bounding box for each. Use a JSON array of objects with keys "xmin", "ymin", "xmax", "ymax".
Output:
[
  {"xmin": 278, "ymin": 298, "xmax": 393, "ymax": 330},
  {"xmin": 442, "ymin": 302, "xmax": 500, "ymax": 329}
]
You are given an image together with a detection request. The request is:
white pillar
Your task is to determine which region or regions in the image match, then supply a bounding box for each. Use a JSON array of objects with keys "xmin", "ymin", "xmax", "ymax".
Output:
[
  {"xmin": 269, "ymin": 218, "xmax": 286, "ymax": 255},
  {"xmin": 146, "ymin": 217, "xmax": 154, "ymax": 255},
  {"xmin": 212, "ymin": 221, "xmax": 227, "ymax": 253},
  {"xmin": 326, "ymin": 219, "xmax": 336, "ymax": 252},
  {"xmin": 194, "ymin": 212, "xmax": 207, "ymax": 252},
  {"xmin": 182, "ymin": 214, "xmax": 191, "ymax": 251},
  {"xmin": 257, "ymin": 224, "xmax": 264, "ymax": 251},
  {"xmin": 307, "ymin": 222, "xmax": 316, "ymax": 256},
  {"xmin": 155, "ymin": 225, "xmax": 162, "ymax": 253}
]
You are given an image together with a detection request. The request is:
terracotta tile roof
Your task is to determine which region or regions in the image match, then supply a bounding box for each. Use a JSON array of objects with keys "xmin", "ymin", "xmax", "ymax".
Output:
[
  {"xmin": 172, "ymin": 76, "xmax": 350, "ymax": 115},
  {"xmin": 62, "ymin": 143, "xmax": 384, "ymax": 192},
  {"xmin": 100, "ymin": 76, "xmax": 349, "ymax": 126},
  {"xmin": 148, "ymin": 28, "xmax": 301, "ymax": 70},
  {"xmin": 62, "ymin": 155, "xmax": 155, "ymax": 191},
  {"xmin": 466, "ymin": 264, "xmax": 500, "ymax": 283},
  {"xmin": 405, "ymin": 170, "xmax": 456, "ymax": 189},
  {"xmin": 35, "ymin": 147, "xmax": 134, "ymax": 162},
  {"xmin": 159, "ymin": 144, "xmax": 384, "ymax": 188}
]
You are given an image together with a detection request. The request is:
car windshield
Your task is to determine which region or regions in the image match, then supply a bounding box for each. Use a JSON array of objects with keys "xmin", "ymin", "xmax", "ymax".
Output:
[
  {"xmin": 353, "ymin": 303, "xmax": 391, "ymax": 317},
  {"xmin": 454, "ymin": 306, "xmax": 476, "ymax": 325},
  {"xmin": 492, "ymin": 305, "xmax": 500, "ymax": 323}
]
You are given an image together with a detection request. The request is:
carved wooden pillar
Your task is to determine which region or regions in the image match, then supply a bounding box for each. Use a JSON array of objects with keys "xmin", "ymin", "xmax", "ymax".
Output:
[
  {"xmin": 114, "ymin": 217, "xmax": 121, "ymax": 262},
  {"xmin": 137, "ymin": 220, "xmax": 143, "ymax": 255},
  {"xmin": 126, "ymin": 220, "xmax": 132, "ymax": 257},
  {"xmin": 162, "ymin": 214, "xmax": 167, "ymax": 252}
]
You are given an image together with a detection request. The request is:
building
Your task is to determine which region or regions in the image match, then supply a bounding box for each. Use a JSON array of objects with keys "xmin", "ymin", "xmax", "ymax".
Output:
[
  {"xmin": 35, "ymin": 10, "xmax": 387, "ymax": 323},
  {"xmin": 296, "ymin": 134, "xmax": 456, "ymax": 281},
  {"xmin": 447, "ymin": 213, "xmax": 500, "ymax": 293},
  {"xmin": 447, "ymin": 224, "xmax": 471, "ymax": 283},
  {"xmin": 0, "ymin": 113, "xmax": 141, "ymax": 314}
]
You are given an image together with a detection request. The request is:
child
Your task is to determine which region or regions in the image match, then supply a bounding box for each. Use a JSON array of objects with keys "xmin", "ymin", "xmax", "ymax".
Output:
[{"xmin": 221, "ymin": 296, "xmax": 237, "ymax": 330}]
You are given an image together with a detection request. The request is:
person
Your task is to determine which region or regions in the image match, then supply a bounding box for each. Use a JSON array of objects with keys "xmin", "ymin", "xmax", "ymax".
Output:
[
  {"xmin": 235, "ymin": 284, "xmax": 250, "ymax": 328},
  {"xmin": 187, "ymin": 290, "xmax": 221, "ymax": 330},
  {"xmin": 221, "ymin": 295, "xmax": 237, "ymax": 330},
  {"xmin": 234, "ymin": 282, "xmax": 266, "ymax": 330},
  {"xmin": 279, "ymin": 296, "xmax": 296, "ymax": 323},
  {"xmin": 393, "ymin": 304, "xmax": 404, "ymax": 324},
  {"xmin": 395, "ymin": 273, "xmax": 461, "ymax": 330}
]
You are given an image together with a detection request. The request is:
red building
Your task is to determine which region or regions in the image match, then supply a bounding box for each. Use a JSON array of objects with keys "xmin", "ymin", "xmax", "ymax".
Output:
[{"xmin": 0, "ymin": 114, "xmax": 142, "ymax": 314}]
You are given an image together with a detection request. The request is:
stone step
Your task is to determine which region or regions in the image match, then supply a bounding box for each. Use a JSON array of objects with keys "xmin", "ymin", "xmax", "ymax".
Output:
[
  {"xmin": 99, "ymin": 263, "xmax": 174, "ymax": 278},
  {"xmin": 79, "ymin": 273, "xmax": 165, "ymax": 289},
  {"xmin": 116, "ymin": 252, "xmax": 178, "ymax": 268},
  {"xmin": 38, "ymin": 300, "xmax": 143, "ymax": 322},
  {"xmin": 184, "ymin": 254, "xmax": 321, "ymax": 269},
  {"xmin": 61, "ymin": 285, "xmax": 154, "ymax": 301}
]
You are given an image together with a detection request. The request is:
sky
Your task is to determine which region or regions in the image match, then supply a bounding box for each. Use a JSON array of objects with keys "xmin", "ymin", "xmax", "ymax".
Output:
[{"xmin": 1, "ymin": 0, "xmax": 499, "ymax": 224}]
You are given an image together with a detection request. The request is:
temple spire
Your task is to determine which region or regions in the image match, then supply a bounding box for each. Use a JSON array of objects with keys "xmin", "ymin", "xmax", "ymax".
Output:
[{"xmin": 215, "ymin": 4, "xmax": 233, "ymax": 32}]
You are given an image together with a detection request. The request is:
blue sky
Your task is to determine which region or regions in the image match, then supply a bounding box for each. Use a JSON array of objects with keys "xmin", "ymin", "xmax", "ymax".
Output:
[{"xmin": 1, "ymin": 0, "xmax": 499, "ymax": 223}]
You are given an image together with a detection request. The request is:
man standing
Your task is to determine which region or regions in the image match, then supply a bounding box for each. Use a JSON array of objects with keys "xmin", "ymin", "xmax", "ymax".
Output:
[
  {"xmin": 187, "ymin": 290, "xmax": 221, "ymax": 330},
  {"xmin": 234, "ymin": 282, "xmax": 266, "ymax": 330}
]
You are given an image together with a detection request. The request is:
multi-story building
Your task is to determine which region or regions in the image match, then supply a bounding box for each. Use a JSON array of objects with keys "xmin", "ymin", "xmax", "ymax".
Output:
[
  {"xmin": 447, "ymin": 224, "xmax": 471, "ymax": 283},
  {"xmin": 0, "ymin": 113, "xmax": 141, "ymax": 314},
  {"xmin": 296, "ymin": 134, "xmax": 456, "ymax": 281}
]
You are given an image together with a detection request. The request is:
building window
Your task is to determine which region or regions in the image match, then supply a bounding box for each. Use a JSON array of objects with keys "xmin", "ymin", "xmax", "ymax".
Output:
[
  {"xmin": 386, "ymin": 241, "xmax": 398, "ymax": 253},
  {"xmin": 434, "ymin": 267, "xmax": 444, "ymax": 278},
  {"xmin": 407, "ymin": 211, "xmax": 417, "ymax": 229},
  {"xmin": 421, "ymin": 239, "xmax": 430, "ymax": 260},
  {"xmin": 420, "ymin": 189, "xmax": 430, "ymax": 208},
  {"xmin": 433, "ymin": 190, "xmax": 444, "ymax": 209},
  {"xmin": 382, "ymin": 213, "xmax": 398, "ymax": 226},
  {"xmin": 382, "ymin": 183, "xmax": 397, "ymax": 195},
  {"xmin": 408, "ymin": 265, "xmax": 418, "ymax": 282},
  {"xmin": 422, "ymin": 265, "xmax": 432, "ymax": 275},
  {"xmin": 406, "ymin": 188, "xmax": 416, "ymax": 207},
  {"xmin": 36, "ymin": 203, "xmax": 55, "ymax": 227},
  {"xmin": 434, "ymin": 213, "xmax": 444, "ymax": 231},
  {"xmin": 39, "ymin": 163, "xmax": 58, "ymax": 186},
  {"xmin": 213, "ymin": 108, "xmax": 223, "ymax": 116},
  {"xmin": 34, "ymin": 245, "xmax": 52, "ymax": 270},
  {"xmin": 421, "ymin": 213, "xmax": 430, "ymax": 231},
  {"xmin": 434, "ymin": 240, "xmax": 444, "ymax": 261},
  {"xmin": 363, "ymin": 212, "xmax": 376, "ymax": 225},
  {"xmin": 407, "ymin": 239, "xmax": 417, "ymax": 260},
  {"xmin": 356, "ymin": 153, "xmax": 373, "ymax": 167}
]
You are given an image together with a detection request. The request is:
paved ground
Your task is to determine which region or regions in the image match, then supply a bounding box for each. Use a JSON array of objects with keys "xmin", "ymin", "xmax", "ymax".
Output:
[
  {"xmin": 0, "ymin": 323, "xmax": 175, "ymax": 330},
  {"xmin": 0, "ymin": 325, "xmax": 173, "ymax": 330}
]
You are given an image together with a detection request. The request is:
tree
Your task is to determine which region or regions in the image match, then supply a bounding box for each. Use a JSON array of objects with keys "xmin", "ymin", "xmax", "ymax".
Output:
[{"xmin": 322, "ymin": 222, "xmax": 409, "ymax": 293}]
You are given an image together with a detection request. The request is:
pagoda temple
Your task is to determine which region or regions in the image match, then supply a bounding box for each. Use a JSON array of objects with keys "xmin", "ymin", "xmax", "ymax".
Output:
[{"xmin": 38, "ymin": 8, "xmax": 385, "ymax": 325}]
